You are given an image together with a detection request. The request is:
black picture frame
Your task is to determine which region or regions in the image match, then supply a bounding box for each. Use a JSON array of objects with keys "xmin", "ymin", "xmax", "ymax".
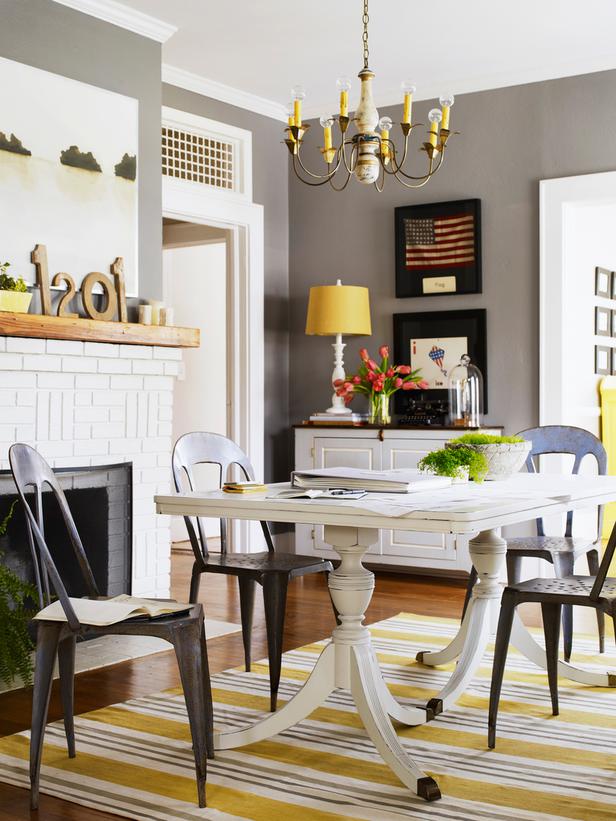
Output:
[
  {"xmin": 596, "ymin": 345, "xmax": 611, "ymax": 376},
  {"xmin": 395, "ymin": 198, "xmax": 482, "ymax": 298},
  {"xmin": 393, "ymin": 308, "xmax": 487, "ymax": 414},
  {"xmin": 596, "ymin": 266, "xmax": 611, "ymax": 298},
  {"xmin": 596, "ymin": 306, "xmax": 611, "ymax": 336}
]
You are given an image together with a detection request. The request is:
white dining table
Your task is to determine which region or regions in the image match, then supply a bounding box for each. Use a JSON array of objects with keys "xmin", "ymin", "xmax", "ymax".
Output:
[{"xmin": 155, "ymin": 472, "xmax": 616, "ymax": 803}]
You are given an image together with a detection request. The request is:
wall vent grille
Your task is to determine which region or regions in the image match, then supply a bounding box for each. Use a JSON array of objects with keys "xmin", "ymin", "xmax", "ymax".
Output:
[{"xmin": 161, "ymin": 126, "xmax": 234, "ymax": 189}]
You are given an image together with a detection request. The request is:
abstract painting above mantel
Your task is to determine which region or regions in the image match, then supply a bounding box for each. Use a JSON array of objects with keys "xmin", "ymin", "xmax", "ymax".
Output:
[
  {"xmin": 395, "ymin": 198, "xmax": 482, "ymax": 298},
  {"xmin": 0, "ymin": 57, "xmax": 138, "ymax": 295}
]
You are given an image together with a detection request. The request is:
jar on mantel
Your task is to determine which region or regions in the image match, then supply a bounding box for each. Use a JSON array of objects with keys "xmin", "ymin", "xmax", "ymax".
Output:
[{"xmin": 448, "ymin": 354, "xmax": 484, "ymax": 427}]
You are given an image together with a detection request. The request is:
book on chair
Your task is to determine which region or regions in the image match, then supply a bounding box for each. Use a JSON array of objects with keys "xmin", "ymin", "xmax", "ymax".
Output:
[{"xmin": 33, "ymin": 594, "xmax": 191, "ymax": 627}]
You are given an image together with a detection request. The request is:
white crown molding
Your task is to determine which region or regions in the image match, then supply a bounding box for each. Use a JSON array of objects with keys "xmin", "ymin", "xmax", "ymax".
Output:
[
  {"xmin": 51, "ymin": 0, "xmax": 177, "ymax": 42},
  {"xmin": 162, "ymin": 64, "xmax": 288, "ymax": 123}
]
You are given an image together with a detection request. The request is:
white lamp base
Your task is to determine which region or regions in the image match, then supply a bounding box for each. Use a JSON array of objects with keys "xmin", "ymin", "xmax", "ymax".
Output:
[{"xmin": 324, "ymin": 334, "xmax": 352, "ymax": 415}]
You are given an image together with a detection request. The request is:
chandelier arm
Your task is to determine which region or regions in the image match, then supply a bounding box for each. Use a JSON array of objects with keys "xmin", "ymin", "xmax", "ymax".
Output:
[
  {"xmin": 340, "ymin": 140, "xmax": 358, "ymax": 175},
  {"xmin": 328, "ymin": 167, "xmax": 353, "ymax": 192},
  {"xmin": 291, "ymin": 155, "xmax": 340, "ymax": 186},
  {"xmin": 390, "ymin": 151, "xmax": 446, "ymax": 188},
  {"xmin": 373, "ymin": 162, "xmax": 386, "ymax": 192},
  {"xmin": 389, "ymin": 145, "xmax": 445, "ymax": 182},
  {"xmin": 294, "ymin": 144, "xmax": 343, "ymax": 180}
]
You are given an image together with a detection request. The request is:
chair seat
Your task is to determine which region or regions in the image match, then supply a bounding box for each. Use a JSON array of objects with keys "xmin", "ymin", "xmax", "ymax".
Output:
[
  {"xmin": 506, "ymin": 535, "xmax": 597, "ymax": 558},
  {"xmin": 197, "ymin": 551, "xmax": 332, "ymax": 577},
  {"xmin": 509, "ymin": 575, "xmax": 616, "ymax": 604}
]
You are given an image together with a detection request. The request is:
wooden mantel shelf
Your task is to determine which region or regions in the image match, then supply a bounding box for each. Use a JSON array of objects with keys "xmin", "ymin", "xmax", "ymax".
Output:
[{"xmin": 0, "ymin": 312, "xmax": 199, "ymax": 348}]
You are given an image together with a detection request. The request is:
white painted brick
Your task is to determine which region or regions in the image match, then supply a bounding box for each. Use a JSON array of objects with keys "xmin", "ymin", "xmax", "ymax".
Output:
[
  {"xmin": 1, "ymin": 372, "xmax": 35, "ymax": 389},
  {"xmin": 126, "ymin": 393, "xmax": 137, "ymax": 437},
  {"xmin": 110, "ymin": 374, "xmax": 143, "ymax": 391},
  {"xmin": 16, "ymin": 390, "xmax": 36, "ymax": 406},
  {"xmin": 153, "ymin": 347, "xmax": 182, "ymax": 361},
  {"xmin": 37, "ymin": 441, "xmax": 74, "ymax": 459},
  {"xmin": 108, "ymin": 437, "xmax": 142, "ymax": 455},
  {"xmin": 49, "ymin": 392, "xmax": 62, "ymax": 440},
  {"xmin": 143, "ymin": 376, "xmax": 173, "ymax": 391},
  {"xmin": 0, "ymin": 338, "xmax": 5, "ymax": 351},
  {"xmin": 137, "ymin": 393, "xmax": 148, "ymax": 437},
  {"xmin": 53, "ymin": 456, "xmax": 91, "ymax": 468},
  {"xmin": 91, "ymin": 422, "xmax": 125, "ymax": 439},
  {"xmin": 85, "ymin": 342, "xmax": 119, "ymax": 358},
  {"xmin": 24, "ymin": 354, "xmax": 63, "ymax": 371},
  {"xmin": 73, "ymin": 439, "xmax": 109, "ymax": 457},
  {"xmin": 120, "ymin": 345, "xmax": 152, "ymax": 359},
  {"xmin": 132, "ymin": 359, "xmax": 164, "ymax": 375},
  {"xmin": 62, "ymin": 391, "xmax": 74, "ymax": 439},
  {"xmin": 15, "ymin": 424, "xmax": 35, "ymax": 441},
  {"xmin": 159, "ymin": 392, "xmax": 173, "ymax": 406},
  {"xmin": 109, "ymin": 406, "xmax": 125, "ymax": 422},
  {"xmin": 7, "ymin": 337, "xmax": 46, "ymax": 354},
  {"xmin": 134, "ymin": 481, "xmax": 158, "ymax": 499},
  {"xmin": 46, "ymin": 340, "xmax": 84, "ymax": 356},
  {"xmin": 62, "ymin": 356, "xmax": 97, "ymax": 373},
  {"xmin": 74, "ymin": 391, "xmax": 92, "ymax": 406},
  {"xmin": 0, "ymin": 423, "xmax": 16, "ymax": 440},
  {"xmin": 147, "ymin": 467, "xmax": 171, "ymax": 484},
  {"xmin": 36, "ymin": 392, "xmax": 50, "ymax": 441},
  {"xmin": 92, "ymin": 391, "xmax": 125, "ymax": 406},
  {"xmin": 163, "ymin": 361, "xmax": 181, "ymax": 377},
  {"xmin": 142, "ymin": 436, "xmax": 171, "ymax": 453},
  {"xmin": 75, "ymin": 374, "xmax": 109, "ymax": 389},
  {"xmin": 0, "ymin": 353, "xmax": 22, "ymax": 369},
  {"xmin": 131, "ymin": 452, "xmax": 158, "ymax": 469},
  {"xmin": 97, "ymin": 358, "xmax": 131, "ymax": 374},
  {"xmin": 74, "ymin": 406, "xmax": 108, "ymax": 423},
  {"xmin": 38, "ymin": 373, "xmax": 74, "ymax": 389},
  {"xmin": 73, "ymin": 423, "xmax": 91, "ymax": 439},
  {"xmin": 157, "ymin": 453, "xmax": 170, "ymax": 467},
  {"xmin": 0, "ymin": 391, "xmax": 16, "ymax": 406},
  {"xmin": 158, "ymin": 421, "xmax": 172, "ymax": 437},
  {"xmin": 147, "ymin": 393, "xmax": 158, "ymax": 437},
  {"xmin": 134, "ymin": 498, "xmax": 155, "ymax": 517},
  {"xmin": 158, "ymin": 405, "xmax": 172, "ymax": 422},
  {"xmin": 0, "ymin": 406, "xmax": 35, "ymax": 423}
]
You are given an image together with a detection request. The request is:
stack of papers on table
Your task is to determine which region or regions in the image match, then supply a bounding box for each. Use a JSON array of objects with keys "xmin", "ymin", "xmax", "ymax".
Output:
[{"xmin": 291, "ymin": 467, "xmax": 452, "ymax": 494}]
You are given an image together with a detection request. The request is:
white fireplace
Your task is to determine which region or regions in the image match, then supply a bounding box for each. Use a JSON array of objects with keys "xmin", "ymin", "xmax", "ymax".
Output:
[{"xmin": 0, "ymin": 335, "xmax": 182, "ymax": 597}]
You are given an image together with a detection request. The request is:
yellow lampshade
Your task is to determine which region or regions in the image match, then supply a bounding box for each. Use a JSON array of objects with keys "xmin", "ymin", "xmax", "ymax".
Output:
[{"xmin": 305, "ymin": 283, "xmax": 371, "ymax": 336}]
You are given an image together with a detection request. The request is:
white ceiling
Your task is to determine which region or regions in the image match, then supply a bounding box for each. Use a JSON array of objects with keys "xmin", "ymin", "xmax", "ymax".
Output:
[{"xmin": 116, "ymin": 0, "xmax": 616, "ymax": 118}]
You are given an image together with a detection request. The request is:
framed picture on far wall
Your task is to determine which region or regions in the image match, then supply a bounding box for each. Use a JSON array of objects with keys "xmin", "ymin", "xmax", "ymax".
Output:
[
  {"xmin": 596, "ymin": 306, "xmax": 611, "ymax": 336},
  {"xmin": 596, "ymin": 266, "xmax": 611, "ymax": 298},
  {"xmin": 596, "ymin": 345, "xmax": 611, "ymax": 376},
  {"xmin": 395, "ymin": 198, "xmax": 481, "ymax": 298},
  {"xmin": 393, "ymin": 308, "xmax": 487, "ymax": 413}
]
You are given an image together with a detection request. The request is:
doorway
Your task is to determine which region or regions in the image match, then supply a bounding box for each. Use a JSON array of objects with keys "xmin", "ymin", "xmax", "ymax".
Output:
[{"xmin": 163, "ymin": 218, "xmax": 230, "ymax": 548}]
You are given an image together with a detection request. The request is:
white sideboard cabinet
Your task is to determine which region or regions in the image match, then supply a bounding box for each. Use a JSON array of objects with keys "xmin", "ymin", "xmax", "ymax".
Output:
[{"xmin": 294, "ymin": 425, "xmax": 503, "ymax": 575}]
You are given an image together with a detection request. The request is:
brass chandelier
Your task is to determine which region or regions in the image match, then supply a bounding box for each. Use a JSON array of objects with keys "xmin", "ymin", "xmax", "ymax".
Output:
[{"xmin": 284, "ymin": 0, "xmax": 456, "ymax": 191}]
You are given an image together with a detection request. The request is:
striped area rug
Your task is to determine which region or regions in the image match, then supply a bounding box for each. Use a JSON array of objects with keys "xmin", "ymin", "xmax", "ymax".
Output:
[{"xmin": 1, "ymin": 612, "xmax": 616, "ymax": 820}]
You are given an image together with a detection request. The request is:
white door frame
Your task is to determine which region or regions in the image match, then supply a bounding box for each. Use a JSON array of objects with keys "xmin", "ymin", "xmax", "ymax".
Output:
[
  {"xmin": 161, "ymin": 113, "xmax": 265, "ymax": 553},
  {"xmin": 540, "ymin": 170, "xmax": 616, "ymax": 425}
]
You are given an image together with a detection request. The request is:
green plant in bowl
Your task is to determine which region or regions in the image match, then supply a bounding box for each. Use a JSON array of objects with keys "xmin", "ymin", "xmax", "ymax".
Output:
[
  {"xmin": 0, "ymin": 261, "xmax": 28, "ymax": 293},
  {"xmin": 454, "ymin": 433, "xmax": 524, "ymax": 445},
  {"xmin": 0, "ymin": 260, "xmax": 32, "ymax": 314},
  {"xmin": 418, "ymin": 446, "xmax": 488, "ymax": 483}
]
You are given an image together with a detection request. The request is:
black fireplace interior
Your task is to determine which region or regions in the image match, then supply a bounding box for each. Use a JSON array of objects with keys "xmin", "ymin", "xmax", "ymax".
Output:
[{"xmin": 0, "ymin": 463, "xmax": 132, "ymax": 602}]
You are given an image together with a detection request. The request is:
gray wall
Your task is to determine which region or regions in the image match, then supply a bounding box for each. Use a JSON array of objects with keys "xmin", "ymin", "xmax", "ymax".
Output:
[
  {"xmin": 0, "ymin": 0, "xmax": 163, "ymax": 298},
  {"xmin": 162, "ymin": 85, "xmax": 290, "ymax": 484},
  {"xmin": 289, "ymin": 70, "xmax": 616, "ymax": 435}
]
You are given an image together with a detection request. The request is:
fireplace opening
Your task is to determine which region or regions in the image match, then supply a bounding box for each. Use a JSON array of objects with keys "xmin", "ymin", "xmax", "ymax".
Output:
[{"xmin": 0, "ymin": 463, "xmax": 132, "ymax": 603}]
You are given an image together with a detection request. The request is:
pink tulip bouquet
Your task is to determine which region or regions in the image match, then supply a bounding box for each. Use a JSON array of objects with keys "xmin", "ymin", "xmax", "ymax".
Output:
[{"xmin": 334, "ymin": 345, "xmax": 429, "ymax": 425}]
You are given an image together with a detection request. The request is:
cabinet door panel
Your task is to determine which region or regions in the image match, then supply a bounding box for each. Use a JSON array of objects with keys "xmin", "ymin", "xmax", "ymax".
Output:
[
  {"xmin": 313, "ymin": 437, "xmax": 382, "ymax": 554},
  {"xmin": 381, "ymin": 440, "xmax": 456, "ymax": 564}
]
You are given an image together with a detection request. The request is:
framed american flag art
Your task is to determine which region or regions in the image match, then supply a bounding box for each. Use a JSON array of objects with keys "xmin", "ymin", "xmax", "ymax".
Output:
[{"xmin": 394, "ymin": 198, "xmax": 482, "ymax": 298}]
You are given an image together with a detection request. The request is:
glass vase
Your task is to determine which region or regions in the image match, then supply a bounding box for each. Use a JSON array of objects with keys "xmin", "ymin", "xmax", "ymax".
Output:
[{"xmin": 369, "ymin": 392, "xmax": 391, "ymax": 426}]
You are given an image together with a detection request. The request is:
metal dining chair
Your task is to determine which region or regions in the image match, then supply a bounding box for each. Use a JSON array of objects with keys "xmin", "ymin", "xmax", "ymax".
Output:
[
  {"xmin": 462, "ymin": 425, "xmax": 606, "ymax": 660},
  {"xmin": 172, "ymin": 431, "xmax": 334, "ymax": 712},
  {"xmin": 9, "ymin": 443, "xmax": 213, "ymax": 810},
  {"xmin": 488, "ymin": 518, "xmax": 616, "ymax": 749}
]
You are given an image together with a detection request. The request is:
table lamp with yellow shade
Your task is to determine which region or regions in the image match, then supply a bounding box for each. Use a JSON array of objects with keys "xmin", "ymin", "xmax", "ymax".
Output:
[{"xmin": 305, "ymin": 279, "xmax": 371, "ymax": 415}]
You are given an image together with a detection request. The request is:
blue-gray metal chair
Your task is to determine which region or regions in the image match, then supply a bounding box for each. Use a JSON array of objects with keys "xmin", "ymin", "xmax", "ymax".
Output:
[{"xmin": 462, "ymin": 425, "xmax": 606, "ymax": 661}]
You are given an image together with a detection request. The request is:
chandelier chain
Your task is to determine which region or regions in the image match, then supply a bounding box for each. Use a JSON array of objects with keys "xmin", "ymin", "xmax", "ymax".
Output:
[{"xmin": 362, "ymin": 0, "xmax": 369, "ymax": 69}]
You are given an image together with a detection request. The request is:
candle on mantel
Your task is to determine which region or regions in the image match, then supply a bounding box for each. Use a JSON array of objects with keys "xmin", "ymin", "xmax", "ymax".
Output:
[{"xmin": 401, "ymin": 81, "xmax": 415, "ymax": 125}]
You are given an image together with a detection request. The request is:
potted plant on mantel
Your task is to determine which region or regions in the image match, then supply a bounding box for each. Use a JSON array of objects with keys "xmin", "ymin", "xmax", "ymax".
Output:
[{"xmin": 0, "ymin": 261, "xmax": 32, "ymax": 313}]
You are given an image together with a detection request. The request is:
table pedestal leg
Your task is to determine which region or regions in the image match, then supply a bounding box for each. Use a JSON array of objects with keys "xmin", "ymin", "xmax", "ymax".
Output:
[
  {"xmin": 215, "ymin": 525, "xmax": 440, "ymax": 801},
  {"xmin": 417, "ymin": 528, "xmax": 507, "ymax": 714}
]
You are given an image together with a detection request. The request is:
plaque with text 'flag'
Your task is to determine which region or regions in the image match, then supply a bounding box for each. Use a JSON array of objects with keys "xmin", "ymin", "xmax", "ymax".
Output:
[{"xmin": 395, "ymin": 198, "xmax": 482, "ymax": 297}]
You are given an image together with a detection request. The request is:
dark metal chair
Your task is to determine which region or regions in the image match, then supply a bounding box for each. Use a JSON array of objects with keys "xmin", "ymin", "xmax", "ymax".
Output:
[
  {"xmin": 172, "ymin": 431, "xmax": 334, "ymax": 712},
  {"xmin": 488, "ymin": 518, "xmax": 616, "ymax": 749},
  {"xmin": 462, "ymin": 425, "xmax": 606, "ymax": 660},
  {"xmin": 9, "ymin": 443, "xmax": 213, "ymax": 811}
]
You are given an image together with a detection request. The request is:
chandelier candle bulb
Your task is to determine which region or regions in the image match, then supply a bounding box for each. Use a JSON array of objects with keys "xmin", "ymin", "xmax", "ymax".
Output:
[
  {"xmin": 428, "ymin": 108, "xmax": 442, "ymax": 148},
  {"xmin": 291, "ymin": 85, "xmax": 306, "ymax": 129},
  {"xmin": 439, "ymin": 95, "xmax": 454, "ymax": 132},
  {"xmin": 337, "ymin": 77, "xmax": 351, "ymax": 118}
]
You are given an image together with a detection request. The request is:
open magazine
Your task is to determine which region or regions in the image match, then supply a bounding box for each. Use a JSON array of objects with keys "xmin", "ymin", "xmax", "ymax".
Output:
[
  {"xmin": 291, "ymin": 467, "xmax": 452, "ymax": 494},
  {"xmin": 34, "ymin": 594, "xmax": 191, "ymax": 627}
]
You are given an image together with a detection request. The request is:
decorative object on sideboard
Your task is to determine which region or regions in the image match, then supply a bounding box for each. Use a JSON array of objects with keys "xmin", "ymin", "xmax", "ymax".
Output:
[
  {"xmin": 284, "ymin": 0, "xmax": 457, "ymax": 192},
  {"xmin": 0, "ymin": 261, "xmax": 32, "ymax": 313},
  {"xmin": 393, "ymin": 309, "xmax": 488, "ymax": 415},
  {"xmin": 596, "ymin": 344, "xmax": 611, "ymax": 375},
  {"xmin": 334, "ymin": 345, "xmax": 428, "ymax": 426},
  {"xmin": 595, "ymin": 266, "xmax": 611, "ymax": 298},
  {"xmin": 445, "ymin": 433, "xmax": 531, "ymax": 481},
  {"xmin": 0, "ymin": 56, "xmax": 138, "ymax": 294},
  {"xmin": 395, "ymin": 199, "xmax": 481, "ymax": 297},
  {"xmin": 448, "ymin": 354, "xmax": 484, "ymax": 427},
  {"xmin": 305, "ymin": 279, "xmax": 372, "ymax": 415}
]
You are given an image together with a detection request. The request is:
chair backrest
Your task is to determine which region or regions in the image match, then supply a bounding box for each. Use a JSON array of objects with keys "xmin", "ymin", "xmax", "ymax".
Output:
[
  {"xmin": 9, "ymin": 443, "xmax": 99, "ymax": 632},
  {"xmin": 517, "ymin": 425, "xmax": 607, "ymax": 539},
  {"xmin": 172, "ymin": 432, "xmax": 274, "ymax": 560}
]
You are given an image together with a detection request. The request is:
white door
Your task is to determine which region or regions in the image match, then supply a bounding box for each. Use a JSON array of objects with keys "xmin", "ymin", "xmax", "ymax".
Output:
[
  {"xmin": 381, "ymin": 439, "xmax": 457, "ymax": 567},
  {"xmin": 312, "ymin": 436, "xmax": 382, "ymax": 555}
]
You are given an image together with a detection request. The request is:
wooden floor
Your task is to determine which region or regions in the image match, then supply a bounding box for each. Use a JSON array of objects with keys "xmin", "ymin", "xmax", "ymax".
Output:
[{"xmin": 0, "ymin": 554, "xmax": 498, "ymax": 820}]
